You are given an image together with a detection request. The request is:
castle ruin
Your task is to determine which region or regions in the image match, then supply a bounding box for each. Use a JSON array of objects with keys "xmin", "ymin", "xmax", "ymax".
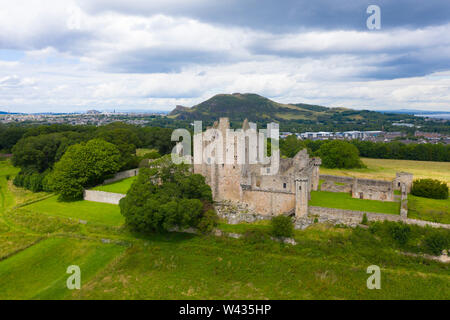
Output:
[{"xmin": 193, "ymin": 117, "xmax": 320, "ymax": 217}]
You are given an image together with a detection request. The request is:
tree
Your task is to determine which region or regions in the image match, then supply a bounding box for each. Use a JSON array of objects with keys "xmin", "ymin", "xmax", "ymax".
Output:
[
  {"xmin": 12, "ymin": 132, "xmax": 85, "ymax": 172},
  {"xmin": 119, "ymin": 157, "xmax": 217, "ymax": 233},
  {"xmin": 48, "ymin": 139, "xmax": 123, "ymax": 201},
  {"xmin": 280, "ymin": 135, "xmax": 306, "ymax": 158},
  {"xmin": 318, "ymin": 140, "xmax": 365, "ymax": 169},
  {"xmin": 95, "ymin": 125, "xmax": 142, "ymax": 169},
  {"xmin": 411, "ymin": 179, "xmax": 448, "ymax": 199}
]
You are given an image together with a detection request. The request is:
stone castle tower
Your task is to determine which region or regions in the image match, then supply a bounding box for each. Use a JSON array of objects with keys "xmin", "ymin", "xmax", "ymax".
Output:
[{"xmin": 193, "ymin": 118, "xmax": 320, "ymax": 217}]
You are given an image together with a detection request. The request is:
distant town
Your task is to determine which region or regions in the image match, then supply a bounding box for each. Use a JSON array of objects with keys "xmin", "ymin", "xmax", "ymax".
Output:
[
  {"xmin": 1, "ymin": 109, "xmax": 449, "ymax": 145},
  {"xmin": 282, "ymin": 130, "xmax": 450, "ymax": 144}
]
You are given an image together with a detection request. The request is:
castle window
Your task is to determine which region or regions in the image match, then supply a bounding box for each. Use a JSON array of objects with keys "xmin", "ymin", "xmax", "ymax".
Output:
[
  {"xmin": 266, "ymin": 168, "xmax": 270, "ymax": 173},
  {"xmin": 283, "ymin": 183, "xmax": 287, "ymax": 189}
]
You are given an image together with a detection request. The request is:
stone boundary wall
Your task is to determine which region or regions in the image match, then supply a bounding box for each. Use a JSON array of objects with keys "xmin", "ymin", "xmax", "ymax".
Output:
[
  {"xmin": 308, "ymin": 206, "xmax": 401, "ymax": 223},
  {"xmin": 308, "ymin": 206, "xmax": 449, "ymax": 229},
  {"xmin": 400, "ymin": 186, "xmax": 408, "ymax": 218},
  {"xmin": 83, "ymin": 190, "xmax": 125, "ymax": 205},
  {"xmin": 319, "ymin": 174, "xmax": 354, "ymax": 184},
  {"xmin": 102, "ymin": 168, "xmax": 139, "ymax": 185}
]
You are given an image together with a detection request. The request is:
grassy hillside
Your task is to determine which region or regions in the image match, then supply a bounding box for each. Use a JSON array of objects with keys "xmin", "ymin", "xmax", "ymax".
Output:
[{"xmin": 0, "ymin": 238, "xmax": 124, "ymax": 299}]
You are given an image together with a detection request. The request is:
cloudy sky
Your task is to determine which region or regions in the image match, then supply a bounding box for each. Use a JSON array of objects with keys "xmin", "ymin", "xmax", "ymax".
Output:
[{"xmin": 0, "ymin": 0, "xmax": 449, "ymax": 113}]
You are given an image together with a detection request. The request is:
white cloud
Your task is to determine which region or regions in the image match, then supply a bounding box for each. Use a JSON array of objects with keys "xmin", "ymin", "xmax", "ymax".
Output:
[{"xmin": 0, "ymin": 1, "xmax": 449, "ymax": 112}]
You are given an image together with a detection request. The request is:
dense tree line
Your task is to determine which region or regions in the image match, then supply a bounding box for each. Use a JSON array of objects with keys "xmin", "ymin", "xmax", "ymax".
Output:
[
  {"xmin": 350, "ymin": 140, "xmax": 449, "ymax": 162},
  {"xmin": 8, "ymin": 122, "xmax": 176, "ymax": 193},
  {"xmin": 279, "ymin": 136, "xmax": 364, "ymax": 169},
  {"xmin": 290, "ymin": 139, "xmax": 450, "ymax": 162}
]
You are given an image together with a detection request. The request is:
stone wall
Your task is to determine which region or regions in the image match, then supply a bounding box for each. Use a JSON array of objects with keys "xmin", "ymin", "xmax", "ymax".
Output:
[
  {"xmin": 83, "ymin": 190, "xmax": 125, "ymax": 205},
  {"xmin": 102, "ymin": 168, "xmax": 139, "ymax": 185},
  {"xmin": 241, "ymin": 189, "xmax": 295, "ymax": 216},
  {"xmin": 320, "ymin": 174, "xmax": 394, "ymax": 202},
  {"xmin": 215, "ymin": 200, "xmax": 449, "ymax": 230},
  {"xmin": 308, "ymin": 206, "xmax": 402, "ymax": 224},
  {"xmin": 394, "ymin": 172, "xmax": 414, "ymax": 193},
  {"xmin": 214, "ymin": 200, "xmax": 273, "ymax": 224},
  {"xmin": 352, "ymin": 178, "xmax": 394, "ymax": 202},
  {"xmin": 306, "ymin": 206, "xmax": 449, "ymax": 230}
]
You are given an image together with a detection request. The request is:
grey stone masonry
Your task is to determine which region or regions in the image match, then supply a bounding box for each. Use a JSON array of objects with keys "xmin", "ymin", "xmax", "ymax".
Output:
[{"xmin": 83, "ymin": 190, "xmax": 125, "ymax": 205}]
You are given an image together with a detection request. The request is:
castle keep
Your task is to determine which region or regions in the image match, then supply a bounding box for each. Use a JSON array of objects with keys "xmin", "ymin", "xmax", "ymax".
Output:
[{"xmin": 193, "ymin": 117, "xmax": 320, "ymax": 217}]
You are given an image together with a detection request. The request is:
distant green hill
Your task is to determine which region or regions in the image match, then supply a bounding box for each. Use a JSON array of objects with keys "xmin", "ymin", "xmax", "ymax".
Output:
[
  {"xmin": 167, "ymin": 93, "xmax": 444, "ymax": 133},
  {"xmin": 169, "ymin": 93, "xmax": 341, "ymax": 122}
]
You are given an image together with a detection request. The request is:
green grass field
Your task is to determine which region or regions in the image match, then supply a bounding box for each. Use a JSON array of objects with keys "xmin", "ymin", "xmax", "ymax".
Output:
[
  {"xmin": 0, "ymin": 238, "xmax": 125, "ymax": 299},
  {"xmin": 69, "ymin": 229, "xmax": 449, "ymax": 300},
  {"xmin": 320, "ymin": 157, "xmax": 450, "ymax": 184},
  {"xmin": 0, "ymin": 160, "xmax": 449, "ymax": 299},
  {"xmin": 24, "ymin": 196, "xmax": 124, "ymax": 226},
  {"xmin": 408, "ymin": 195, "xmax": 450, "ymax": 224},
  {"xmin": 92, "ymin": 176, "xmax": 136, "ymax": 194},
  {"xmin": 310, "ymin": 191, "xmax": 400, "ymax": 215}
]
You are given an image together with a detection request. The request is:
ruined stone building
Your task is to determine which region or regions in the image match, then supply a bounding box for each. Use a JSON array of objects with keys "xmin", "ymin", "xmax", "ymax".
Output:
[
  {"xmin": 187, "ymin": 117, "xmax": 414, "ymax": 220},
  {"xmin": 192, "ymin": 117, "xmax": 321, "ymax": 217}
]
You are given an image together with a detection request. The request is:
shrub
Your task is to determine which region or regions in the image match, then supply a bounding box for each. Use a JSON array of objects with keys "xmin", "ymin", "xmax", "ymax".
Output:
[
  {"xmin": 411, "ymin": 179, "xmax": 448, "ymax": 199},
  {"xmin": 243, "ymin": 229, "xmax": 270, "ymax": 244},
  {"xmin": 13, "ymin": 169, "xmax": 48, "ymax": 192},
  {"xmin": 197, "ymin": 209, "xmax": 219, "ymax": 234},
  {"xmin": 271, "ymin": 215, "xmax": 294, "ymax": 238},
  {"xmin": 423, "ymin": 232, "xmax": 449, "ymax": 256},
  {"xmin": 361, "ymin": 213, "xmax": 368, "ymax": 225},
  {"xmin": 388, "ymin": 223, "xmax": 411, "ymax": 245}
]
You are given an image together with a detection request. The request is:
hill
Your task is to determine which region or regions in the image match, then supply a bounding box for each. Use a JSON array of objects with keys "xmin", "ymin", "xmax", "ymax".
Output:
[
  {"xmin": 168, "ymin": 93, "xmax": 420, "ymax": 132},
  {"xmin": 169, "ymin": 93, "xmax": 340, "ymax": 122}
]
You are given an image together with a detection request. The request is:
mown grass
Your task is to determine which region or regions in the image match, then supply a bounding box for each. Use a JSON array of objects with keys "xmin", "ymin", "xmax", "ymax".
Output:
[
  {"xmin": 92, "ymin": 176, "xmax": 136, "ymax": 194},
  {"xmin": 310, "ymin": 191, "xmax": 400, "ymax": 215},
  {"xmin": 24, "ymin": 196, "xmax": 124, "ymax": 226},
  {"xmin": 408, "ymin": 195, "xmax": 450, "ymax": 224},
  {"xmin": 320, "ymin": 157, "xmax": 450, "ymax": 184},
  {"xmin": 0, "ymin": 238, "xmax": 125, "ymax": 300}
]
